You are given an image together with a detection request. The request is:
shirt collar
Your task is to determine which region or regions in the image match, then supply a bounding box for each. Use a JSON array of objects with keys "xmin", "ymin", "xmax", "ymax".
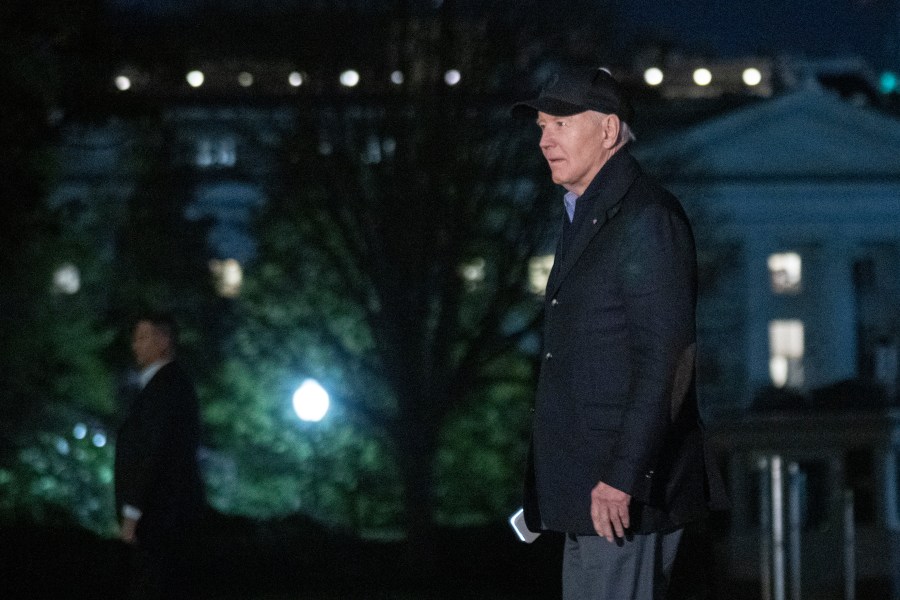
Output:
[
  {"xmin": 138, "ymin": 359, "xmax": 171, "ymax": 390},
  {"xmin": 563, "ymin": 190, "xmax": 579, "ymax": 222}
]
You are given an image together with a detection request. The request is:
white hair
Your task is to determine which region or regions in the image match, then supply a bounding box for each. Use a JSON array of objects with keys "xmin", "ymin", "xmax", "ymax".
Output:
[
  {"xmin": 618, "ymin": 120, "xmax": 636, "ymax": 145},
  {"xmin": 591, "ymin": 112, "xmax": 636, "ymax": 146}
]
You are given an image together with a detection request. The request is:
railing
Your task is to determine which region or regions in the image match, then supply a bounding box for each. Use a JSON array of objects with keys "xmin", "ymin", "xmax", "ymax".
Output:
[{"xmin": 757, "ymin": 455, "xmax": 857, "ymax": 600}]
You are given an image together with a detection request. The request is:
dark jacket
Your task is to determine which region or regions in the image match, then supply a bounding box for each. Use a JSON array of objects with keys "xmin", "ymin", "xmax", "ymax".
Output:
[
  {"xmin": 114, "ymin": 361, "xmax": 204, "ymax": 547},
  {"xmin": 524, "ymin": 148, "xmax": 727, "ymax": 535}
]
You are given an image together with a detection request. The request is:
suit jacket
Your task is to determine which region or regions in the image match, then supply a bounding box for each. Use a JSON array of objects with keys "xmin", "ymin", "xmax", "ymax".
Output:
[
  {"xmin": 524, "ymin": 148, "xmax": 727, "ymax": 536},
  {"xmin": 114, "ymin": 361, "xmax": 204, "ymax": 547}
]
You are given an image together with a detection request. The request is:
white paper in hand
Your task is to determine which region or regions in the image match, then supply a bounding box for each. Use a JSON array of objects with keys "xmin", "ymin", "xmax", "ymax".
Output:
[{"xmin": 508, "ymin": 507, "xmax": 541, "ymax": 543}]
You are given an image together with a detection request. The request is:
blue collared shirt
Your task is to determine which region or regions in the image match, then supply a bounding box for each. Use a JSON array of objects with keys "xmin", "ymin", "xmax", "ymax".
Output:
[{"xmin": 563, "ymin": 190, "xmax": 579, "ymax": 222}]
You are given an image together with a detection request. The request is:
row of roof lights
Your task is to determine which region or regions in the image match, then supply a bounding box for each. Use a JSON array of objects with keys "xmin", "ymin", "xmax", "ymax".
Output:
[
  {"xmin": 114, "ymin": 69, "xmax": 463, "ymax": 91},
  {"xmin": 116, "ymin": 66, "xmax": 769, "ymax": 92},
  {"xmin": 643, "ymin": 67, "xmax": 763, "ymax": 87}
]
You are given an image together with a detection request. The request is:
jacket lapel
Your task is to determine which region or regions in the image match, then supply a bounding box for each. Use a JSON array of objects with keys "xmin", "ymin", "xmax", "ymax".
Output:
[{"xmin": 546, "ymin": 149, "xmax": 640, "ymax": 300}]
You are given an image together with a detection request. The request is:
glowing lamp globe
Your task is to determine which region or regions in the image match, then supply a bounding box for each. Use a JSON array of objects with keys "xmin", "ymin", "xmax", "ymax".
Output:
[{"xmin": 292, "ymin": 379, "xmax": 330, "ymax": 422}]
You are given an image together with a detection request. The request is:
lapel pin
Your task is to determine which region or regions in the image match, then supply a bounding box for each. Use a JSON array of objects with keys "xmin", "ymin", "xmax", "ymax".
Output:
[{"xmin": 592, "ymin": 218, "xmax": 598, "ymax": 225}]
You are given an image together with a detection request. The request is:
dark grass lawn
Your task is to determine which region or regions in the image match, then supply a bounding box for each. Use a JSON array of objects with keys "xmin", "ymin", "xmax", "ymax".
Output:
[
  {"xmin": 0, "ymin": 514, "xmax": 566, "ymax": 600},
  {"xmin": 5, "ymin": 514, "xmax": 886, "ymax": 599}
]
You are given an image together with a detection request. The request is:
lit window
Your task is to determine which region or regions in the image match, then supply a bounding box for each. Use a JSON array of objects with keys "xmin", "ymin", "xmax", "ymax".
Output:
[
  {"xmin": 444, "ymin": 70, "xmax": 461, "ymax": 86},
  {"xmin": 644, "ymin": 68, "xmax": 664, "ymax": 86},
  {"xmin": 693, "ymin": 68, "xmax": 712, "ymax": 86},
  {"xmin": 340, "ymin": 70, "xmax": 360, "ymax": 87},
  {"xmin": 528, "ymin": 255, "xmax": 555, "ymax": 295},
  {"xmin": 381, "ymin": 137, "xmax": 397, "ymax": 157},
  {"xmin": 195, "ymin": 137, "xmax": 236, "ymax": 168},
  {"xmin": 210, "ymin": 258, "xmax": 243, "ymax": 297},
  {"xmin": 361, "ymin": 136, "xmax": 382, "ymax": 165},
  {"xmin": 458, "ymin": 257, "xmax": 486, "ymax": 291},
  {"xmin": 768, "ymin": 252, "xmax": 802, "ymax": 294},
  {"xmin": 52, "ymin": 263, "xmax": 80, "ymax": 294},
  {"xmin": 769, "ymin": 320, "xmax": 804, "ymax": 388}
]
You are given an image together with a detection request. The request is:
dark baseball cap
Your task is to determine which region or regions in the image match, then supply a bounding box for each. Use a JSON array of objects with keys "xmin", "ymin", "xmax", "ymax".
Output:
[{"xmin": 511, "ymin": 68, "xmax": 634, "ymax": 123}]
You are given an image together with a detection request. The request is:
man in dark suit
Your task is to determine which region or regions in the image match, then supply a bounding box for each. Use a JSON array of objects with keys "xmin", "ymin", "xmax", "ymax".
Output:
[
  {"xmin": 512, "ymin": 69, "xmax": 727, "ymax": 599},
  {"xmin": 115, "ymin": 312, "xmax": 204, "ymax": 599}
]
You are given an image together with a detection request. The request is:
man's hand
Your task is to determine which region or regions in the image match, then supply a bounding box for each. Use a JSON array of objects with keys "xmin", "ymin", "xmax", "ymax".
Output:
[
  {"xmin": 590, "ymin": 481, "xmax": 631, "ymax": 542},
  {"xmin": 120, "ymin": 516, "xmax": 138, "ymax": 544}
]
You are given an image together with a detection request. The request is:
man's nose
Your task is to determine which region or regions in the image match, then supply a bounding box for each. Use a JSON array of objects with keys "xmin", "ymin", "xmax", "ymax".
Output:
[{"xmin": 539, "ymin": 129, "xmax": 554, "ymax": 149}]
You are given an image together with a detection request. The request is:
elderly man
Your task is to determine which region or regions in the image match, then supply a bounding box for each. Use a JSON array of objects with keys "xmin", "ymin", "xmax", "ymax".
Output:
[{"xmin": 512, "ymin": 68, "xmax": 726, "ymax": 599}]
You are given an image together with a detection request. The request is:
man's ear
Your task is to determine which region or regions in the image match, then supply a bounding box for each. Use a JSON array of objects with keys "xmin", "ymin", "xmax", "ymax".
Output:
[{"xmin": 601, "ymin": 114, "xmax": 621, "ymax": 149}]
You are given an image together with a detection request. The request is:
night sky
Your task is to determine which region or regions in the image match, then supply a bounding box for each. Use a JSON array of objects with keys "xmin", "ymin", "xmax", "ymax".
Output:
[
  {"xmin": 108, "ymin": 0, "xmax": 899, "ymax": 69},
  {"xmin": 614, "ymin": 0, "xmax": 896, "ymax": 66}
]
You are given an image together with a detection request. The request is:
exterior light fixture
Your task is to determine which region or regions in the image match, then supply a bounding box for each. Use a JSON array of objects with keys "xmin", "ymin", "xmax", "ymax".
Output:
[
  {"xmin": 52, "ymin": 263, "xmax": 80, "ymax": 294},
  {"xmin": 292, "ymin": 379, "xmax": 330, "ymax": 422},
  {"xmin": 742, "ymin": 68, "xmax": 762, "ymax": 86},
  {"xmin": 693, "ymin": 68, "xmax": 712, "ymax": 86},
  {"xmin": 186, "ymin": 70, "xmax": 205, "ymax": 88},
  {"xmin": 643, "ymin": 67, "xmax": 664, "ymax": 86},
  {"xmin": 55, "ymin": 438, "xmax": 70, "ymax": 455},
  {"xmin": 390, "ymin": 70, "xmax": 404, "ymax": 85},
  {"xmin": 115, "ymin": 75, "xmax": 132, "ymax": 91},
  {"xmin": 237, "ymin": 72, "xmax": 254, "ymax": 87},
  {"xmin": 289, "ymin": 71, "xmax": 304, "ymax": 87},
  {"xmin": 444, "ymin": 69, "xmax": 461, "ymax": 86},
  {"xmin": 880, "ymin": 71, "xmax": 898, "ymax": 94},
  {"xmin": 340, "ymin": 70, "xmax": 360, "ymax": 87}
]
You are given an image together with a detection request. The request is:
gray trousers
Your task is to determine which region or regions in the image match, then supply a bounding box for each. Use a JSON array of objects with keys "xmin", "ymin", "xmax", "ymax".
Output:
[{"xmin": 562, "ymin": 528, "xmax": 683, "ymax": 600}]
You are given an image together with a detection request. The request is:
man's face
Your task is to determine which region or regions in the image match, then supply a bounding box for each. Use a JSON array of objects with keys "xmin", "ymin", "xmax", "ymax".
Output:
[
  {"xmin": 131, "ymin": 321, "xmax": 171, "ymax": 369},
  {"xmin": 537, "ymin": 110, "xmax": 615, "ymax": 196}
]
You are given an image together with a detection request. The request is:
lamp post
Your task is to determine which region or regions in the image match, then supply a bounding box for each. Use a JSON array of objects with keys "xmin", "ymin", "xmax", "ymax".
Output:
[{"xmin": 291, "ymin": 378, "xmax": 330, "ymax": 518}]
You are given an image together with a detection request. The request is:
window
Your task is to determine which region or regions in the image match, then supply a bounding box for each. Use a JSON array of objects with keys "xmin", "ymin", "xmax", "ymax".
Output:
[
  {"xmin": 196, "ymin": 136, "xmax": 236, "ymax": 168},
  {"xmin": 768, "ymin": 252, "xmax": 802, "ymax": 294},
  {"xmin": 769, "ymin": 319, "xmax": 804, "ymax": 388},
  {"xmin": 528, "ymin": 255, "xmax": 555, "ymax": 295},
  {"xmin": 210, "ymin": 259, "xmax": 243, "ymax": 297},
  {"xmin": 458, "ymin": 257, "xmax": 486, "ymax": 291}
]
